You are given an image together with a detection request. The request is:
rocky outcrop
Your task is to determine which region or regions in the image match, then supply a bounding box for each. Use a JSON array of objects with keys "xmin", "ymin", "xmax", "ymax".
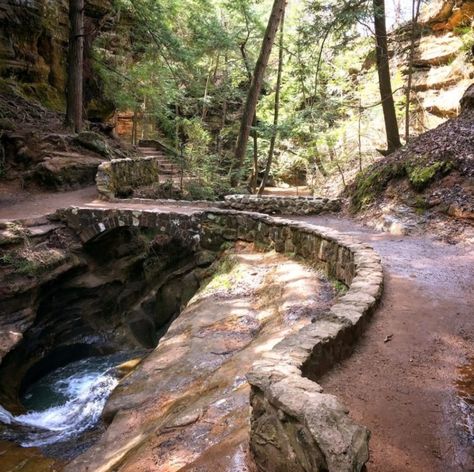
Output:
[
  {"xmin": 405, "ymin": 0, "xmax": 474, "ymax": 127},
  {"xmin": 0, "ymin": 86, "xmax": 137, "ymax": 190},
  {"xmin": 0, "ymin": 0, "xmax": 114, "ymax": 115},
  {"xmin": 57, "ymin": 205, "xmax": 383, "ymax": 471},
  {"xmin": 0, "ymin": 215, "xmax": 219, "ymax": 412},
  {"xmin": 420, "ymin": 0, "xmax": 474, "ymax": 31}
]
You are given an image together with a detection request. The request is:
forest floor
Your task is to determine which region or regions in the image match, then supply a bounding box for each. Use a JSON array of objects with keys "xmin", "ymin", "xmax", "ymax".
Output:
[{"xmin": 0, "ymin": 190, "xmax": 472, "ymax": 471}]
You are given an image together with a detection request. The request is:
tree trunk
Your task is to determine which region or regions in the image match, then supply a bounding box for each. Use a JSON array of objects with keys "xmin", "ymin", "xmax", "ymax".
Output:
[
  {"xmin": 65, "ymin": 0, "xmax": 84, "ymax": 133},
  {"xmin": 131, "ymin": 108, "xmax": 138, "ymax": 145},
  {"xmin": 373, "ymin": 0, "xmax": 401, "ymax": 153},
  {"xmin": 239, "ymin": 27, "xmax": 259, "ymax": 193},
  {"xmin": 404, "ymin": 0, "xmax": 422, "ymax": 142},
  {"xmin": 232, "ymin": 0, "xmax": 287, "ymax": 186},
  {"xmin": 258, "ymin": 8, "xmax": 285, "ymax": 195},
  {"xmin": 217, "ymin": 53, "xmax": 228, "ymax": 158},
  {"xmin": 314, "ymin": 150, "xmax": 328, "ymax": 177},
  {"xmin": 251, "ymin": 131, "xmax": 258, "ymax": 192}
]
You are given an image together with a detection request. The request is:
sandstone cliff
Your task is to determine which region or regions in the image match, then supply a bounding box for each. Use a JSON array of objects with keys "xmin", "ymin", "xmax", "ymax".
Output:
[
  {"xmin": 0, "ymin": 0, "xmax": 115, "ymax": 117},
  {"xmin": 404, "ymin": 0, "xmax": 474, "ymax": 129}
]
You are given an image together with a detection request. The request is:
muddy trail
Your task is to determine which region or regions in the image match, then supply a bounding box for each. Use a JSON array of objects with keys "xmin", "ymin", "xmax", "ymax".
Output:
[{"xmin": 296, "ymin": 215, "xmax": 474, "ymax": 472}]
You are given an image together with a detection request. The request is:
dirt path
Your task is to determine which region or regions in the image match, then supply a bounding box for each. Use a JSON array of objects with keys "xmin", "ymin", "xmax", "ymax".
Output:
[
  {"xmin": 0, "ymin": 184, "xmax": 99, "ymax": 221},
  {"xmin": 296, "ymin": 215, "xmax": 474, "ymax": 472}
]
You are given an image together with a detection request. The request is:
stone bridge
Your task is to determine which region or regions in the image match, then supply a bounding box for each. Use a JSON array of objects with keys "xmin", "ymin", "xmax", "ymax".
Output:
[{"xmin": 56, "ymin": 205, "xmax": 383, "ymax": 472}]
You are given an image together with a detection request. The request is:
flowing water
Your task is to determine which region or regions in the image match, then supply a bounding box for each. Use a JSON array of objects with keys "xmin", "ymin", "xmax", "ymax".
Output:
[{"xmin": 0, "ymin": 353, "xmax": 135, "ymax": 448}]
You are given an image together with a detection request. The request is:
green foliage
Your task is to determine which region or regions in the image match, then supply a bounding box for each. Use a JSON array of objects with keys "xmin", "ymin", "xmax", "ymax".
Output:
[
  {"xmin": 454, "ymin": 25, "xmax": 474, "ymax": 53},
  {"xmin": 90, "ymin": 0, "xmax": 430, "ymax": 194},
  {"xmin": 0, "ymin": 248, "xmax": 64, "ymax": 276}
]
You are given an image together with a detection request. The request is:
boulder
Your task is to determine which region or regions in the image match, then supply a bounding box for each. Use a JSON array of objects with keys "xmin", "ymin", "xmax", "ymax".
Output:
[{"xmin": 33, "ymin": 153, "xmax": 103, "ymax": 189}]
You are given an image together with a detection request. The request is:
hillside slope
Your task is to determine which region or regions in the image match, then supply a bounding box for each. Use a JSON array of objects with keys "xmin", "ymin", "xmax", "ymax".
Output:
[{"xmin": 349, "ymin": 84, "xmax": 473, "ymax": 242}]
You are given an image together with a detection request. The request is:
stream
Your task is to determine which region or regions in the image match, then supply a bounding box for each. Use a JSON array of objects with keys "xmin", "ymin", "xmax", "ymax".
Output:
[{"xmin": 0, "ymin": 353, "xmax": 135, "ymax": 449}]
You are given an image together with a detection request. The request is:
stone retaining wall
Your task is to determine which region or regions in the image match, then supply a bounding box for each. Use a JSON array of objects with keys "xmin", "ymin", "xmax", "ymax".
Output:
[
  {"xmin": 103, "ymin": 194, "xmax": 342, "ymax": 216},
  {"xmin": 56, "ymin": 206, "xmax": 383, "ymax": 472},
  {"xmin": 96, "ymin": 157, "xmax": 161, "ymax": 199},
  {"xmin": 224, "ymin": 194, "xmax": 341, "ymax": 215}
]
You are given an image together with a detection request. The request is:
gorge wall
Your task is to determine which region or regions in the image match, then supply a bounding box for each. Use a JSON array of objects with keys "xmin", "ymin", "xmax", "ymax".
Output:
[
  {"xmin": 0, "ymin": 0, "xmax": 116, "ymax": 118},
  {"xmin": 403, "ymin": 0, "xmax": 474, "ymax": 128},
  {"xmin": 0, "ymin": 215, "xmax": 220, "ymax": 415}
]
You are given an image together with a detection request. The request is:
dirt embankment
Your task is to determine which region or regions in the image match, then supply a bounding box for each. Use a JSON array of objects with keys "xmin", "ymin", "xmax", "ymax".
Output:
[{"xmin": 346, "ymin": 85, "xmax": 474, "ymax": 243}]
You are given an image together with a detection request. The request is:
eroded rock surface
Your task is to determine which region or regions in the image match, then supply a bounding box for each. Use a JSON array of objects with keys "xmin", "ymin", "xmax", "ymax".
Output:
[{"xmin": 66, "ymin": 244, "xmax": 335, "ymax": 472}]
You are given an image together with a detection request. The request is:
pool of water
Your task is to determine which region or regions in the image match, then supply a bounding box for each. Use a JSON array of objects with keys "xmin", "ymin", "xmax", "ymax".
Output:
[{"xmin": 0, "ymin": 352, "xmax": 135, "ymax": 448}]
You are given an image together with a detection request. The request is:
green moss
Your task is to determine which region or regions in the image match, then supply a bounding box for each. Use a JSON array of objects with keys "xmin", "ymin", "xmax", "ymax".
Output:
[
  {"xmin": 333, "ymin": 280, "xmax": 348, "ymax": 295},
  {"xmin": 351, "ymin": 156, "xmax": 454, "ymax": 211},
  {"xmin": 20, "ymin": 83, "xmax": 65, "ymax": 112},
  {"xmin": 406, "ymin": 161, "xmax": 451, "ymax": 191},
  {"xmin": 200, "ymin": 254, "xmax": 241, "ymax": 293},
  {"xmin": 350, "ymin": 162, "xmax": 405, "ymax": 211},
  {"xmin": 0, "ymin": 224, "xmax": 65, "ymax": 276},
  {"xmin": 74, "ymin": 131, "xmax": 111, "ymax": 157}
]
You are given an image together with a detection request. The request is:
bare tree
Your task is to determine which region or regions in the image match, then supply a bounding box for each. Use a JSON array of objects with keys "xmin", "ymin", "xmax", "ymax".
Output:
[
  {"xmin": 373, "ymin": 0, "xmax": 401, "ymax": 153},
  {"xmin": 232, "ymin": 0, "xmax": 287, "ymax": 186},
  {"xmin": 65, "ymin": 0, "xmax": 84, "ymax": 133}
]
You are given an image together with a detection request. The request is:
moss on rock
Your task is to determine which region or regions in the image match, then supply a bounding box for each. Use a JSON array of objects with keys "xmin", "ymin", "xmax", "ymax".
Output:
[
  {"xmin": 406, "ymin": 160, "xmax": 452, "ymax": 191},
  {"xmin": 74, "ymin": 131, "xmax": 111, "ymax": 157},
  {"xmin": 350, "ymin": 157, "xmax": 454, "ymax": 211}
]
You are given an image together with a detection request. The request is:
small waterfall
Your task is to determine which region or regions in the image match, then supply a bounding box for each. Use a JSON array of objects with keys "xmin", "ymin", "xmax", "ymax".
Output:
[
  {"xmin": 0, "ymin": 405, "xmax": 14, "ymax": 424},
  {"xmin": 0, "ymin": 354, "xmax": 129, "ymax": 447}
]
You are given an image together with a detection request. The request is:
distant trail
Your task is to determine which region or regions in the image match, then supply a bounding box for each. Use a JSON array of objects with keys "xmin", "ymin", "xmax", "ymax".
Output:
[{"xmin": 1, "ymin": 189, "xmax": 472, "ymax": 471}]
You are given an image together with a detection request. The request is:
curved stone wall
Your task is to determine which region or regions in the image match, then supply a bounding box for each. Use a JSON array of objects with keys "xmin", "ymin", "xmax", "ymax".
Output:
[
  {"xmin": 224, "ymin": 194, "xmax": 341, "ymax": 215},
  {"xmin": 56, "ymin": 206, "xmax": 383, "ymax": 472}
]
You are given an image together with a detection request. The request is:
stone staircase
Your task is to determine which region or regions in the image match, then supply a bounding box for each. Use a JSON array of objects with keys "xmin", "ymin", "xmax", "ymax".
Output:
[
  {"xmin": 138, "ymin": 141, "xmax": 195, "ymax": 188},
  {"xmin": 138, "ymin": 145, "xmax": 184, "ymax": 181}
]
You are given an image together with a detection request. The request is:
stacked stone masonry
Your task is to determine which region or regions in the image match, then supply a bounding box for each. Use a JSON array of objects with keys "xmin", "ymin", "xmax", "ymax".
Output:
[
  {"xmin": 224, "ymin": 194, "xmax": 341, "ymax": 215},
  {"xmin": 96, "ymin": 157, "xmax": 162, "ymax": 199},
  {"xmin": 56, "ymin": 206, "xmax": 383, "ymax": 472}
]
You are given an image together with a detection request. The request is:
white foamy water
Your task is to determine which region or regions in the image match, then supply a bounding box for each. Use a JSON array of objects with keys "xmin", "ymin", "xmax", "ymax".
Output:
[{"xmin": 0, "ymin": 355, "xmax": 125, "ymax": 447}]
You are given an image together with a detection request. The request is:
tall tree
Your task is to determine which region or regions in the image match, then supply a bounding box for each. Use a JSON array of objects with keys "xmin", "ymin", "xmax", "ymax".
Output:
[
  {"xmin": 258, "ymin": 7, "xmax": 285, "ymax": 195},
  {"xmin": 65, "ymin": 0, "xmax": 84, "ymax": 133},
  {"xmin": 232, "ymin": 0, "xmax": 287, "ymax": 186},
  {"xmin": 404, "ymin": 0, "xmax": 422, "ymax": 142},
  {"xmin": 373, "ymin": 0, "xmax": 401, "ymax": 153}
]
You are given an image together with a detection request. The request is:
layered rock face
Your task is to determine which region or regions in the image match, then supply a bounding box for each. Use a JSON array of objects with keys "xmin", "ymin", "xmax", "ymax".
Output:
[
  {"xmin": 404, "ymin": 0, "xmax": 474, "ymax": 128},
  {"xmin": 0, "ymin": 217, "xmax": 219, "ymax": 413},
  {"xmin": 0, "ymin": 0, "xmax": 114, "ymax": 116}
]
